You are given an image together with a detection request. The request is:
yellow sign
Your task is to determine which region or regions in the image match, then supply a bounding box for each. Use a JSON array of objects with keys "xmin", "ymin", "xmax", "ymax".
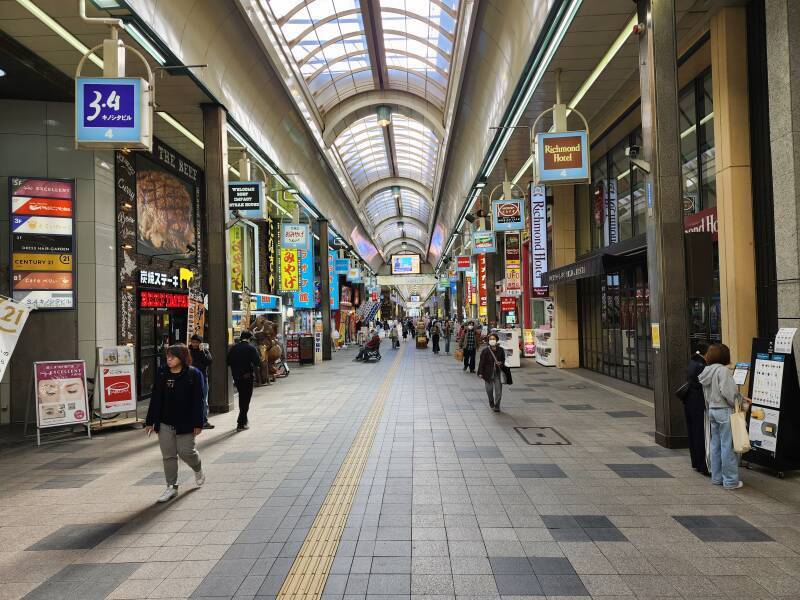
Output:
[
  {"xmin": 230, "ymin": 226, "xmax": 243, "ymax": 290},
  {"xmin": 651, "ymin": 322, "xmax": 661, "ymax": 349},
  {"xmin": 12, "ymin": 253, "xmax": 72, "ymax": 272},
  {"xmin": 280, "ymin": 248, "xmax": 299, "ymax": 291}
]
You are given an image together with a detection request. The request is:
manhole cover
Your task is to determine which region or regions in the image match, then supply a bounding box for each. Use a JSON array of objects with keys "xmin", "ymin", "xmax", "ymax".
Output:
[{"xmin": 514, "ymin": 426, "xmax": 571, "ymax": 446}]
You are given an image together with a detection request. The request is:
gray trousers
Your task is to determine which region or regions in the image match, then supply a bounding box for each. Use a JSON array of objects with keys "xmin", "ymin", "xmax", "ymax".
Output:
[
  {"xmin": 158, "ymin": 424, "xmax": 201, "ymax": 486},
  {"xmin": 485, "ymin": 376, "xmax": 502, "ymax": 406}
]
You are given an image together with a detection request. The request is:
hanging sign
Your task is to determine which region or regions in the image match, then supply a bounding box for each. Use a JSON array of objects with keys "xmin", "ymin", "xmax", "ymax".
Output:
[
  {"xmin": 281, "ymin": 223, "xmax": 309, "ymax": 249},
  {"xmin": 605, "ymin": 179, "xmax": 618, "ymax": 246},
  {"xmin": 683, "ymin": 206, "xmax": 718, "ymax": 242},
  {"xmin": 501, "ymin": 296, "xmax": 517, "ymax": 312},
  {"xmin": 293, "ymin": 247, "xmax": 315, "ymax": 309},
  {"xmin": 477, "ymin": 254, "xmax": 487, "ymax": 317},
  {"xmin": 75, "ymin": 77, "xmax": 151, "ymax": 149},
  {"xmin": 531, "ymin": 185, "xmax": 548, "ymax": 297},
  {"xmin": 492, "ymin": 198, "xmax": 525, "ymax": 231},
  {"xmin": 335, "ymin": 258, "xmax": 350, "ymax": 273},
  {"xmin": 448, "ymin": 268, "xmax": 458, "ymax": 282},
  {"xmin": 438, "ymin": 275, "xmax": 449, "ymax": 291},
  {"xmin": 228, "ymin": 181, "xmax": 264, "ymax": 218},
  {"xmin": 280, "ymin": 248, "xmax": 299, "ymax": 292},
  {"xmin": 472, "ymin": 230, "xmax": 496, "ymax": 254},
  {"xmin": 328, "ymin": 250, "xmax": 340, "ymax": 310},
  {"xmin": 535, "ymin": 130, "xmax": 590, "ymax": 184},
  {"xmin": 34, "ymin": 360, "xmax": 89, "ymax": 428},
  {"xmin": 504, "ymin": 232, "xmax": 522, "ymax": 294},
  {"xmin": 456, "ymin": 256, "xmax": 471, "ymax": 272},
  {"xmin": 0, "ymin": 297, "xmax": 32, "ymax": 383}
]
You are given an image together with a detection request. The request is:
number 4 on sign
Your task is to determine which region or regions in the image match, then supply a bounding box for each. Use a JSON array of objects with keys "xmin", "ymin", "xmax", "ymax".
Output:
[
  {"xmin": 104, "ymin": 129, "xmax": 114, "ymax": 139},
  {"xmin": 560, "ymin": 169, "xmax": 567, "ymax": 176}
]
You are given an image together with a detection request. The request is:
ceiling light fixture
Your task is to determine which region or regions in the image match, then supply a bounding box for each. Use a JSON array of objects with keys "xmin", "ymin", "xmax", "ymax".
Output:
[
  {"xmin": 0, "ymin": 68, "xmax": 5, "ymax": 77},
  {"xmin": 392, "ymin": 185, "xmax": 401, "ymax": 199},
  {"xmin": 122, "ymin": 22, "xmax": 167, "ymax": 66},
  {"xmin": 376, "ymin": 105, "xmax": 392, "ymax": 127}
]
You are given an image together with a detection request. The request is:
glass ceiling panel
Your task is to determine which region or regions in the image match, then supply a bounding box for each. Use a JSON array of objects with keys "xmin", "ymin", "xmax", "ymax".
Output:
[
  {"xmin": 333, "ymin": 114, "xmax": 390, "ymax": 191},
  {"xmin": 364, "ymin": 189, "xmax": 397, "ymax": 225},
  {"xmin": 400, "ymin": 189, "xmax": 431, "ymax": 223},
  {"xmin": 391, "ymin": 114, "xmax": 439, "ymax": 188},
  {"xmin": 376, "ymin": 221, "xmax": 425, "ymax": 247}
]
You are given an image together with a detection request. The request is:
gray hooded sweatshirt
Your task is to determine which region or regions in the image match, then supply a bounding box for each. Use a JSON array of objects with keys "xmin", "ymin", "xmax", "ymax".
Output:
[{"xmin": 697, "ymin": 363, "xmax": 741, "ymax": 410}]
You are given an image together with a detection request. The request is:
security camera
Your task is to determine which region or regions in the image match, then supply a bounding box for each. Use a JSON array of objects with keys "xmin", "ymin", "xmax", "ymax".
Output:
[
  {"xmin": 464, "ymin": 214, "xmax": 477, "ymax": 224},
  {"xmin": 625, "ymin": 145, "xmax": 651, "ymax": 174},
  {"xmin": 625, "ymin": 145, "xmax": 640, "ymax": 159}
]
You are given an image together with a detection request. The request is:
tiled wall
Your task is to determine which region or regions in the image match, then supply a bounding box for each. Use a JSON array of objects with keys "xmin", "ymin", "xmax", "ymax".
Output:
[{"xmin": 0, "ymin": 100, "xmax": 117, "ymax": 424}]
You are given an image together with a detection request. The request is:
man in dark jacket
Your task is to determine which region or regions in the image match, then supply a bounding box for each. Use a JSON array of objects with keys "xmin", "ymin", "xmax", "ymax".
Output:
[
  {"xmin": 684, "ymin": 342, "xmax": 709, "ymax": 475},
  {"xmin": 189, "ymin": 334, "xmax": 214, "ymax": 429},
  {"xmin": 460, "ymin": 321, "xmax": 479, "ymax": 373},
  {"xmin": 227, "ymin": 331, "xmax": 261, "ymax": 431}
]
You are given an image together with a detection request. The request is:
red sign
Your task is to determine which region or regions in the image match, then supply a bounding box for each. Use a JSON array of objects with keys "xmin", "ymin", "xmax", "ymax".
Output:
[
  {"xmin": 102, "ymin": 371, "xmax": 133, "ymax": 403},
  {"xmin": 12, "ymin": 197, "xmax": 74, "ymax": 218},
  {"xmin": 683, "ymin": 206, "xmax": 718, "ymax": 241},
  {"xmin": 139, "ymin": 290, "xmax": 189, "ymax": 309},
  {"xmin": 477, "ymin": 254, "xmax": 487, "ymax": 316},
  {"xmin": 456, "ymin": 255, "xmax": 471, "ymax": 271},
  {"xmin": 11, "ymin": 178, "xmax": 73, "ymax": 200},
  {"xmin": 501, "ymin": 297, "xmax": 517, "ymax": 312}
]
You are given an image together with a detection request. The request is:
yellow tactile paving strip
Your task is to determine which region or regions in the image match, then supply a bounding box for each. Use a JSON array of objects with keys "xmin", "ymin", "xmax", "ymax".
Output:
[{"xmin": 276, "ymin": 348, "xmax": 402, "ymax": 600}]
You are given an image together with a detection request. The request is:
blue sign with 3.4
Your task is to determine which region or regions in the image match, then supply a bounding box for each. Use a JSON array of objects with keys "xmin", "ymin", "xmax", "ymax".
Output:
[{"xmin": 76, "ymin": 77, "xmax": 144, "ymax": 145}]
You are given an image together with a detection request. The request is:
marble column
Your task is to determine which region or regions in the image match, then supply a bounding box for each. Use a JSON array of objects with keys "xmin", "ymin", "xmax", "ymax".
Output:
[{"xmin": 550, "ymin": 185, "xmax": 579, "ymax": 368}]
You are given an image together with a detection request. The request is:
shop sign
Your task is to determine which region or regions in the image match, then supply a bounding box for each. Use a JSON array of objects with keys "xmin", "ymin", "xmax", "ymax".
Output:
[
  {"xmin": 477, "ymin": 254, "xmax": 487, "ymax": 317},
  {"xmin": 501, "ymin": 296, "xmax": 517, "ymax": 312},
  {"xmin": 281, "ymin": 223, "xmax": 309, "ymax": 249},
  {"xmin": 139, "ymin": 269, "xmax": 181, "ymax": 288},
  {"xmin": 186, "ymin": 291, "xmax": 206, "ymax": 342},
  {"xmin": 280, "ymin": 248, "xmax": 300, "ymax": 292},
  {"xmin": 294, "ymin": 247, "xmax": 315, "ymax": 309},
  {"xmin": 683, "ymin": 206, "xmax": 718, "ymax": 241},
  {"xmin": 0, "ymin": 298, "xmax": 32, "ymax": 382},
  {"xmin": 448, "ymin": 268, "xmax": 458, "ymax": 282},
  {"xmin": 604, "ymin": 179, "xmax": 618, "ymax": 246},
  {"xmin": 472, "ymin": 230, "xmax": 496, "ymax": 254},
  {"xmin": 492, "ymin": 198, "xmax": 525, "ymax": 231},
  {"xmin": 139, "ymin": 290, "xmax": 189, "ymax": 309},
  {"xmin": 438, "ymin": 275, "xmax": 449, "ymax": 291},
  {"xmin": 535, "ymin": 130, "xmax": 590, "ymax": 184},
  {"xmin": 76, "ymin": 77, "xmax": 151, "ymax": 149},
  {"xmin": 456, "ymin": 255, "xmax": 471, "ymax": 271},
  {"xmin": 97, "ymin": 345, "xmax": 136, "ymax": 415},
  {"xmin": 335, "ymin": 258, "xmax": 350, "ymax": 273},
  {"xmin": 314, "ymin": 320, "xmax": 323, "ymax": 364},
  {"xmin": 328, "ymin": 250, "xmax": 340, "ymax": 310},
  {"xmin": 523, "ymin": 329, "xmax": 536, "ymax": 357},
  {"xmin": 531, "ymin": 185, "xmax": 549, "ymax": 297},
  {"xmin": 9, "ymin": 177, "xmax": 75, "ymax": 309},
  {"xmin": 228, "ymin": 181, "xmax": 264, "ymax": 218},
  {"xmin": 504, "ymin": 232, "xmax": 522, "ymax": 294},
  {"xmin": 254, "ymin": 293, "xmax": 280, "ymax": 311},
  {"xmin": 34, "ymin": 360, "xmax": 89, "ymax": 428}
]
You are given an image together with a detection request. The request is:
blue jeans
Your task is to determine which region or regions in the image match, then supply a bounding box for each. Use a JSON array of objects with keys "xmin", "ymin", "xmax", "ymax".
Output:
[{"xmin": 709, "ymin": 407, "xmax": 738, "ymax": 488}]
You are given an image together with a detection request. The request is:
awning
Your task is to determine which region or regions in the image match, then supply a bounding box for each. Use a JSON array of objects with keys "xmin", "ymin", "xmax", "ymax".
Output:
[{"xmin": 541, "ymin": 254, "xmax": 608, "ymax": 286}]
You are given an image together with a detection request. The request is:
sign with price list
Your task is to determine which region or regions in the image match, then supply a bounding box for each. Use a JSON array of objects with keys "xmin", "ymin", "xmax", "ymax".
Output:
[{"xmin": 76, "ymin": 77, "xmax": 151, "ymax": 149}]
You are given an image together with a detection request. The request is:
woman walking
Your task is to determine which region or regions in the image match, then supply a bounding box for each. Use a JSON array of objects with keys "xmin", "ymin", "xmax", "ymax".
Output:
[
  {"xmin": 443, "ymin": 319, "xmax": 452, "ymax": 354},
  {"xmin": 145, "ymin": 344, "xmax": 206, "ymax": 503},
  {"xmin": 682, "ymin": 342, "xmax": 709, "ymax": 475},
  {"xmin": 698, "ymin": 343, "xmax": 749, "ymax": 490},
  {"xmin": 431, "ymin": 323, "xmax": 441, "ymax": 354},
  {"xmin": 477, "ymin": 333, "xmax": 506, "ymax": 412}
]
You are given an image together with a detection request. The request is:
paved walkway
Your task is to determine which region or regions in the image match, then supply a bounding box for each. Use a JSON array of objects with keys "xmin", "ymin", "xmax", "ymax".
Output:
[{"xmin": 1, "ymin": 341, "xmax": 800, "ymax": 599}]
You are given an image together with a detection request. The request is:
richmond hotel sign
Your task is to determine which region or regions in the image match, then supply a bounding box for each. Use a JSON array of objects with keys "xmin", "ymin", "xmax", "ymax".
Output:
[{"xmin": 535, "ymin": 130, "xmax": 590, "ymax": 185}]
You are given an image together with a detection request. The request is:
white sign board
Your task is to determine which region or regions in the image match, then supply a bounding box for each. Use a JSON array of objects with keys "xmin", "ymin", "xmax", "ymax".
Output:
[
  {"xmin": 0, "ymin": 297, "xmax": 31, "ymax": 382},
  {"xmin": 749, "ymin": 406, "xmax": 780, "ymax": 453},
  {"xmin": 97, "ymin": 346, "xmax": 137, "ymax": 414},
  {"xmin": 774, "ymin": 327, "xmax": 797, "ymax": 354}
]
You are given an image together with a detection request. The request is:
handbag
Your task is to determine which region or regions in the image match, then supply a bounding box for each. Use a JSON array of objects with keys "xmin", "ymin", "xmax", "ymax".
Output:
[
  {"xmin": 454, "ymin": 348, "xmax": 464, "ymax": 361},
  {"xmin": 500, "ymin": 364, "xmax": 513, "ymax": 385},
  {"xmin": 674, "ymin": 381, "xmax": 690, "ymax": 401},
  {"xmin": 731, "ymin": 399, "xmax": 751, "ymax": 454}
]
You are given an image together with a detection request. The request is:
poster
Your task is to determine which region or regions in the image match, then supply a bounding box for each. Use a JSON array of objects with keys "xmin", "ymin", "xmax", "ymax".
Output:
[
  {"xmin": 99, "ymin": 345, "xmax": 135, "ymax": 366},
  {"xmin": 10, "ymin": 177, "xmax": 76, "ymax": 309},
  {"xmin": 294, "ymin": 247, "xmax": 315, "ymax": 309},
  {"xmin": 748, "ymin": 406, "xmax": 780, "ymax": 453},
  {"xmin": 774, "ymin": 327, "xmax": 797, "ymax": 354},
  {"xmin": 98, "ymin": 363, "xmax": 137, "ymax": 414},
  {"xmin": 0, "ymin": 298, "xmax": 32, "ymax": 382},
  {"xmin": 34, "ymin": 360, "xmax": 89, "ymax": 428},
  {"xmin": 186, "ymin": 292, "xmax": 206, "ymax": 343},
  {"xmin": 492, "ymin": 198, "xmax": 525, "ymax": 231},
  {"xmin": 523, "ymin": 329, "xmax": 536, "ymax": 357}
]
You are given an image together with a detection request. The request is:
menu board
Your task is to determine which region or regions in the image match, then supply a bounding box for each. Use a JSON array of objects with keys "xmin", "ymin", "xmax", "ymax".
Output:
[
  {"xmin": 752, "ymin": 353, "xmax": 784, "ymax": 409},
  {"xmin": 749, "ymin": 406, "xmax": 780, "ymax": 453},
  {"xmin": 9, "ymin": 178, "xmax": 75, "ymax": 309}
]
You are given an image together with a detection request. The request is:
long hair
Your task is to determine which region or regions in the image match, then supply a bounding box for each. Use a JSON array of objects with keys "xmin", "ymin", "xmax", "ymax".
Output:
[{"xmin": 166, "ymin": 343, "xmax": 192, "ymax": 367}]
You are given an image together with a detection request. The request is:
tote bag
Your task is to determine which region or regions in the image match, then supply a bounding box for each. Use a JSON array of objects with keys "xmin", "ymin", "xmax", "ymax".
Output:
[{"xmin": 731, "ymin": 400, "xmax": 751, "ymax": 454}]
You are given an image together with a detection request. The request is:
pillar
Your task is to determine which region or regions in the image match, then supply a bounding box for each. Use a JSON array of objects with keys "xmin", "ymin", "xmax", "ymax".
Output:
[
  {"xmin": 637, "ymin": 0, "xmax": 690, "ymax": 448},
  {"xmin": 202, "ymin": 104, "xmax": 233, "ymax": 413},
  {"xmin": 319, "ymin": 219, "xmax": 332, "ymax": 360},
  {"xmin": 711, "ymin": 7, "xmax": 758, "ymax": 366},
  {"xmin": 766, "ymin": 0, "xmax": 800, "ymax": 376},
  {"xmin": 550, "ymin": 185, "xmax": 579, "ymax": 368}
]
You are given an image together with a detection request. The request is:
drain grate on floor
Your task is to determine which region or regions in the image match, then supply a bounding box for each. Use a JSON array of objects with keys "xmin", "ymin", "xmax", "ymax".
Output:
[{"xmin": 514, "ymin": 426, "xmax": 571, "ymax": 446}]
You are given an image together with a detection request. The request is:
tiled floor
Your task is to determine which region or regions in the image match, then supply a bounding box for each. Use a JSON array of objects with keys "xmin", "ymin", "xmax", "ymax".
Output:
[{"xmin": 1, "ymin": 341, "xmax": 800, "ymax": 599}]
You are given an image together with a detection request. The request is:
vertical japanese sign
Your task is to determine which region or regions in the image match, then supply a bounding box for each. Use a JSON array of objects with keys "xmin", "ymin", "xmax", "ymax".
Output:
[
  {"xmin": 230, "ymin": 226, "xmax": 243, "ymax": 291},
  {"xmin": 10, "ymin": 177, "xmax": 75, "ymax": 309},
  {"xmin": 504, "ymin": 231, "xmax": 522, "ymax": 294},
  {"xmin": 477, "ymin": 253, "xmax": 487, "ymax": 318},
  {"xmin": 328, "ymin": 250, "xmax": 340, "ymax": 310},
  {"xmin": 34, "ymin": 360, "xmax": 89, "ymax": 428},
  {"xmin": 293, "ymin": 246, "xmax": 315, "ymax": 309},
  {"xmin": 186, "ymin": 290, "xmax": 206, "ymax": 343},
  {"xmin": 530, "ymin": 184, "xmax": 549, "ymax": 297},
  {"xmin": 0, "ymin": 298, "xmax": 31, "ymax": 382},
  {"xmin": 280, "ymin": 248, "xmax": 299, "ymax": 292}
]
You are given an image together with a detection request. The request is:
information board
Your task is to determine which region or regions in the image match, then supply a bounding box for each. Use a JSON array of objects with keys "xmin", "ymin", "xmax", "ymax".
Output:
[
  {"xmin": 752, "ymin": 353, "xmax": 784, "ymax": 409},
  {"xmin": 749, "ymin": 406, "xmax": 780, "ymax": 453}
]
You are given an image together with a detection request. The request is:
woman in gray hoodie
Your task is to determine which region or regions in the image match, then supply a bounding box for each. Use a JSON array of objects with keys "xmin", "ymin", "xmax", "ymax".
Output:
[{"xmin": 697, "ymin": 344, "xmax": 749, "ymax": 490}]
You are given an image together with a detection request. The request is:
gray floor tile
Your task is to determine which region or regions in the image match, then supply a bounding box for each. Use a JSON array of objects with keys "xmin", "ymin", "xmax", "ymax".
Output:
[
  {"xmin": 34, "ymin": 457, "xmax": 97, "ymax": 470},
  {"xmin": 489, "ymin": 557, "xmax": 533, "ymax": 574},
  {"xmin": 367, "ymin": 573, "xmax": 410, "ymax": 595},
  {"xmin": 493, "ymin": 573, "xmax": 542, "ymax": 595},
  {"xmin": 538, "ymin": 574, "xmax": 589, "ymax": 596},
  {"xmin": 529, "ymin": 557, "xmax": 575, "ymax": 575},
  {"xmin": 627, "ymin": 445, "xmax": 682, "ymax": 458},
  {"xmin": 26, "ymin": 523, "xmax": 124, "ymax": 550},
  {"xmin": 607, "ymin": 410, "xmax": 647, "ymax": 418},
  {"xmin": 606, "ymin": 463, "xmax": 674, "ymax": 478},
  {"xmin": 561, "ymin": 404, "xmax": 595, "ymax": 410}
]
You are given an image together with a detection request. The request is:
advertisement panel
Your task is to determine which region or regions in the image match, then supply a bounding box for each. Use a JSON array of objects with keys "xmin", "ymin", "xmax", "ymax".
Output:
[
  {"xmin": 97, "ymin": 346, "xmax": 136, "ymax": 414},
  {"xmin": 523, "ymin": 329, "xmax": 536, "ymax": 357},
  {"xmin": 281, "ymin": 223, "xmax": 309, "ymax": 249},
  {"xmin": 535, "ymin": 130, "xmax": 590, "ymax": 184},
  {"xmin": 472, "ymin": 230, "xmax": 496, "ymax": 254},
  {"xmin": 504, "ymin": 231, "xmax": 522, "ymax": 294},
  {"xmin": 228, "ymin": 181, "xmax": 264, "ymax": 218},
  {"xmin": 0, "ymin": 298, "xmax": 32, "ymax": 382},
  {"xmin": 280, "ymin": 248, "xmax": 299, "ymax": 292},
  {"xmin": 391, "ymin": 254, "xmax": 420, "ymax": 274},
  {"xmin": 294, "ymin": 247, "xmax": 315, "ymax": 308},
  {"xmin": 456, "ymin": 255, "xmax": 471, "ymax": 271},
  {"xmin": 328, "ymin": 250, "xmax": 340, "ymax": 310},
  {"xmin": 335, "ymin": 258, "xmax": 350, "ymax": 274},
  {"xmin": 34, "ymin": 360, "xmax": 89, "ymax": 428},
  {"xmin": 530, "ymin": 184, "xmax": 549, "ymax": 297},
  {"xmin": 477, "ymin": 254, "xmax": 487, "ymax": 318},
  {"xmin": 9, "ymin": 177, "xmax": 75, "ymax": 309},
  {"xmin": 492, "ymin": 198, "xmax": 525, "ymax": 231}
]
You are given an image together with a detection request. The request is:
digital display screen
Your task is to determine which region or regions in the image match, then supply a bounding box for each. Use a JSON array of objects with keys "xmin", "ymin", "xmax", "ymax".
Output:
[
  {"xmin": 410, "ymin": 294, "xmax": 420, "ymax": 302},
  {"xmin": 139, "ymin": 290, "xmax": 189, "ymax": 309},
  {"xmin": 391, "ymin": 254, "xmax": 420, "ymax": 275}
]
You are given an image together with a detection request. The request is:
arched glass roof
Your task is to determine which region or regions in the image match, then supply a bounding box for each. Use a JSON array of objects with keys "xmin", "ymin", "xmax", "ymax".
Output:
[
  {"xmin": 364, "ymin": 186, "xmax": 431, "ymax": 227},
  {"xmin": 375, "ymin": 221, "xmax": 425, "ymax": 247}
]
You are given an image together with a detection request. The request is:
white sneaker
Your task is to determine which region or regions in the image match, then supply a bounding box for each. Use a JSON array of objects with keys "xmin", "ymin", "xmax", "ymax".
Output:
[
  {"xmin": 156, "ymin": 486, "xmax": 178, "ymax": 503},
  {"xmin": 724, "ymin": 481, "xmax": 744, "ymax": 490},
  {"xmin": 194, "ymin": 469, "xmax": 205, "ymax": 487}
]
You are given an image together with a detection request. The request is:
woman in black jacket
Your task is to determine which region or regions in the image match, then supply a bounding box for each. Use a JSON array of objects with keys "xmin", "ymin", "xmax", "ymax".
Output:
[
  {"xmin": 145, "ymin": 344, "xmax": 206, "ymax": 503},
  {"xmin": 477, "ymin": 333, "xmax": 506, "ymax": 412},
  {"xmin": 683, "ymin": 342, "xmax": 710, "ymax": 475}
]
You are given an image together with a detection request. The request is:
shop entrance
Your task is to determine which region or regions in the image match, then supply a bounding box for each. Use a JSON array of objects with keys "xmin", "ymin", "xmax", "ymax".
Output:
[{"xmin": 138, "ymin": 299, "xmax": 188, "ymax": 400}]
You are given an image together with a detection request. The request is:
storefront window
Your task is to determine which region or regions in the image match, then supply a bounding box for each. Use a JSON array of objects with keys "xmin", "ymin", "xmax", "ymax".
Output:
[{"xmin": 611, "ymin": 142, "xmax": 632, "ymax": 241}]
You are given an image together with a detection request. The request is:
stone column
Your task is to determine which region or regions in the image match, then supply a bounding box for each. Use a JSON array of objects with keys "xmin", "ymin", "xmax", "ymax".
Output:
[
  {"xmin": 637, "ymin": 0, "xmax": 689, "ymax": 448},
  {"xmin": 766, "ymin": 0, "xmax": 800, "ymax": 375},
  {"xmin": 550, "ymin": 186, "xmax": 579, "ymax": 368},
  {"xmin": 711, "ymin": 6, "xmax": 758, "ymax": 366},
  {"xmin": 319, "ymin": 219, "xmax": 332, "ymax": 360},
  {"xmin": 202, "ymin": 104, "xmax": 233, "ymax": 413}
]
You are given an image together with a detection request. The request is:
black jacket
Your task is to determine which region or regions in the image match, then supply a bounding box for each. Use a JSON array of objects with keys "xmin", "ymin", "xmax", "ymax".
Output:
[
  {"xmin": 190, "ymin": 347, "xmax": 212, "ymax": 377},
  {"xmin": 685, "ymin": 353, "xmax": 706, "ymax": 406},
  {"xmin": 145, "ymin": 366, "xmax": 205, "ymax": 434},
  {"xmin": 227, "ymin": 341, "xmax": 261, "ymax": 380},
  {"xmin": 477, "ymin": 345, "xmax": 506, "ymax": 380}
]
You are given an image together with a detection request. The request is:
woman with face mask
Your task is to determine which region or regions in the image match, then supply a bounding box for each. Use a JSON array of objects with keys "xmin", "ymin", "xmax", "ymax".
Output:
[
  {"xmin": 459, "ymin": 321, "xmax": 478, "ymax": 373},
  {"xmin": 477, "ymin": 333, "xmax": 506, "ymax": 411}
]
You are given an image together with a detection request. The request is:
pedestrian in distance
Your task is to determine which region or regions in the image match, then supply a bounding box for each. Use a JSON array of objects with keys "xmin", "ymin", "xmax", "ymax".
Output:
[
  {"xmin": 227, "ymin": 331, "xmax": 261, "ymax": 431},
  {"xmin": 443, "ymin": 319, "xmax": 452, "ymax": 354},
  {"xmin": 680, "ymin": 342, "xmax": 709, "ymax": 475},
  {"xmin": 144, "ymin": 343, "xmax": 205, "ymax": 503},
  {"xmin": 477, "ymin": 333, "xmax": 506, "ymax": 412},
  {"xmin": 460, "ymin": 320, "xmax": 478, "ymax": 373},
  {"xmin": 431, "ymin": 322, "xmax": 441, "ymax": 354},
  {"xmin": 698, "ymin": 343, "xmax": 751, "ymax": 490},
  {"xmin": 189, "ymin": 334, "xmax": 215, "ymax": 430}
]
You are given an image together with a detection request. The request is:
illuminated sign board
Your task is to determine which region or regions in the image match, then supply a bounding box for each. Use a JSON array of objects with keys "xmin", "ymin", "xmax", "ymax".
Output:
[
  {"xmin": 139, "ymin": 290, "xmax": 189, "ymax": 309},
  {"xmin": 76, "ymin": 77, "xmax": 151, "ymax": 149},
  {"xmin": 535, "ymin": 130, "xmax": 590, "ymax": 184},
  {"xmin": 391, "ymin": 254, "xmax": 420, "ymax": 275}
]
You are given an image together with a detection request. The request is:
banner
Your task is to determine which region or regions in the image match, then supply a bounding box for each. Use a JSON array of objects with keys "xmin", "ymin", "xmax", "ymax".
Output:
[
  {"xmin": 0, "ymin": 297, "xmax": 31, "ymax": 382},
  {"xmin": 504, "ymin": 231, "xmax": 522, "ymax": 294},
  {"xmin": 280, "ymin": 248, "xmax": 299, "ymax": 291},
  {"xmin": 523, "ymin": 329, "xmax": 535, "ymax": 357},
  {"xmin": 34, "ymin": 360, "xmax": 89, "ymax": 428},
  {"xmin": 531, "ymin": 184, "xmax": 548, "ymax": 297},
  {"xmin": 328, "ymin": 250, "xmax": 340, "ymax": 310},
  {"xmin": 492, "ymin": 198, "xmax": 525, "ymax": 231},
  {"xmin": 230, "ymin": 225, "xmax": 243, "ymax": 291},
  {"xmin": 477, "ymin": 254, "xmax": 487, "ymax": 318},
  {"xmin": 97, "ymin": 345, "xmax": 136, "ymax": 414},
  {"xmin": 294, "ymin": 246, "xmax": 315, "ymax": 308},
  {"xmin": 472, "ymin": 230, "xmax": 496, "ymax": 254},
  {"xmin": 456, "ymin": 255, "xmax": 471, "ymax": 271},
  {"xmin": 281, "ymin": 223, "xmax": 309, "ymax": 249}
]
